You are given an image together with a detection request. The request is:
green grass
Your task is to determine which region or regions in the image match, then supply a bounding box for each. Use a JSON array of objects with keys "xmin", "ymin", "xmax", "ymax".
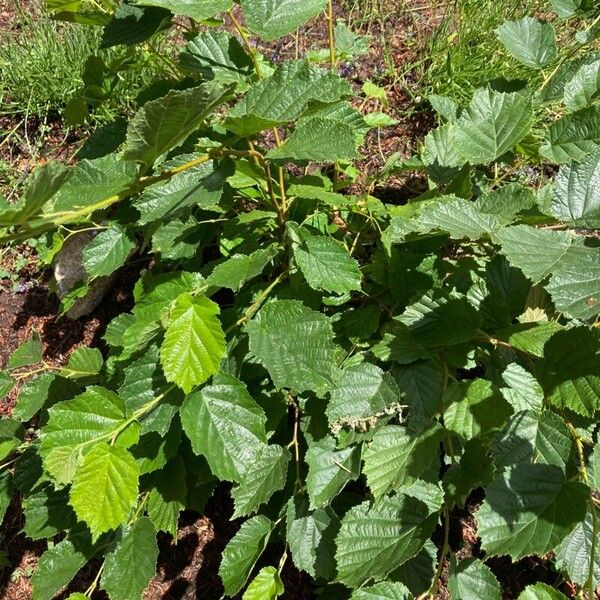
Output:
[{"xmin": 0, "ymin": 1, "xmax": 166, "ymax": 121}]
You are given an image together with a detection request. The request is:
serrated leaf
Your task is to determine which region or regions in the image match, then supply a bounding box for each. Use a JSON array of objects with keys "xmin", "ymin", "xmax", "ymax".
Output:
[
  {"xmin": 61, "ymin": 347, "xmax": 104, "ymax": 380},
  {"xmin": 123, "ymin": 83, "xmax": 232, "ymax": 166},
  {"xmin": 241, "ymin": 0, "xmax": 326, "ymax": 41},
  {"xmin": 246, "ymin": 299, "xmax": 336, "ymax": 395},
  {"xmin": 444, "ymin": 379, "xmax": 512, "ymax": 440},
  {"xmin": 495, "ymin": 321, "xmax": 563, "ymax": 357},
  {"xmin": 180, "ymin": 373, "xmax": 267, "ymax": 482},
  {"xmin": 421, "ymin": 124, "xmax": 464, "ymax": 184},
  {"xmin": 518, "ymin": 583, "xmax": 569, "ymax": 599},
  {"xmin": 495, "ymin": 17, "xmax": 556, "ymax": 69},
  {"xmin": 23, "ymin": 486, "xmax": 76, "ymax": 540},
  {"xmin": 305, "ymin": 434, "xmax": 360, "ymax": 509},
  {"xmin": 335, "ymin": 495, "xmax": 436, "ymax": 588},
  {"xmin": 219, "ymin": 515, "xmax": 274, "ymax": 596},
  {"xmin": 101, "ymin": 517, "xmax": 158, "ymax": 600},
  {"xmin": 14, "ymin": 373, "xmax": 80, "ymax": 422},
  {"xmin": 147, "ymin": 457, "xmax": 187, "ymax": 536},
  {"xmin": 267, "ymin": 118, "xmax": 359, "ymax": 161},
  {"xmin": 289, "ymin": 224, "xmax": 361, "ymax": 294},
  {"xmin": 540, "ymin": 105, "xmax": 600, "ymax": 163},
  {"xmin": 477, "ymin": 463, "xmax": 588, "ymax": 559},
  {"xmin": 31, "ymin": 528, "xmax": 98, "ymax": 600},
  {"xmin": 207, "ymin": 245, "xmax": 279, "ymax": 291},
  {"xmin": 101, "ymin": 4, "xmax": 171, "ymax": 48},
  {"xmin": 226, "ymin": 60, "xmax": 350, "ymax": 135},
  {"xmin": 160, "ymin": 292, "xmax": 226, "ymax": 393},
  {"xmin": 180, "ymin": 30, "xmax": 253, "ymax": 83},
  {"xmin": 135, "ymin": 0, "xmax": 232, "ymax": 22},
  {"xmin": 50, "ymin": 154, "xmax": 136, "ymax": 214},
  {"xmin": 8, "ymin": 332, "xmax": 43, "ymax": 369},
  {"xmin": 398, "ymin": 290, "xmax": 481, "ymax": 347},
  {"xmin": 501, "ymin": 364, "xmax": 544, "ymax": 413},
  {"xmin": 350, "ymin": 581, "xmax": 413, "ymax": 599},
  {"xmin": 564, "ymin": 58, "xmax": 600, "ymax": 111},
  {"xmin": 537, "ymin": 327, "xmax": 600, "ymax": 417},
  {"xmin": 551, "ymin": 154, "xmax": 600, "ymax": 228},
  {"xmin": 242, "ymin": 566, "xmax": 284, "ymax": 600},
  {"xmin": 232, "ymin": 444, "xmax": 290, "ymax": 517},
  {"xmin": 453, "ymin": 88, "xmax": 533, "ymax": 164},
  {"xmin": 41, "ymin": 386, "xmax": 126, "ymax": 484},
  {"xmin": 82, "ymin": 225, "xmax": 135, "ymax": 278},
  {"xmin": 449, "ymin": 557, "xmax": 501, "ymax": 600},
  {"xmin": 363, "ymin": 424, "xmax": 442, "ymax": 500},
  {"xmin": 492, "ymin": 409, "xmax": 572, "ymax": 469},
  {"xmin": 70, "ymin": 443, "xmax": 139, "ymax": 540}
]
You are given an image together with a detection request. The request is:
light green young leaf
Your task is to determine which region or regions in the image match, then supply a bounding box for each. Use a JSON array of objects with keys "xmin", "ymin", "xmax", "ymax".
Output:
[
  {"xmin": 453, "ymin": 88, "xmax": 533, "ymax": 164},
  {"xmin": 135, "ymin": 0, "xmax": 232, "ymax": 22},
  {"xmin": 101, "ymin": 517, "xmax": 158, "ymax": 600},
  {"xmin": 241, "ymin": 0, "xmax": 326, "ymax": 41},
  {"xmin": 551, "ymin": 154, "xmax": 600, "ymax": 228},
  {"xmin": 289, "ymin": 223, "xmax": 362, "ymax": 294},
  {"xmin": 82, "ymin": 225, "xmax": 136, "ymax": 278},
  {"xmin": 70, "ymin": 443, "xmax": 140, "ymax": 540},
  {"xmin": 495, "ymin": 17, "xmax": 556, "ymax": 69},
  {"xmin": 207, "ymin": 246, "xmax": 279, "ymax": 292},
  {"xmin": 449, "ymin": 557, "xmax": 501, "ymax": 600},
  {"xmin": 540, "ymin": 105, "xmax": 600, "ymax": 163},
  {"xmin": 363, "ymin": 424, "xmax": 443, "ymax": 500},
  {"xmin": 123, "ymin": 83, "xmax": 232, "ymax": 166},
  {"xmin": 335, "ymin": 495, "xmax": 437, "ymax": 588},
  {"xmin": 219, "ymin": 515, "xmax": 274, "ymax": 596},
  {"xmin": 518, "ymin": 583, "xmax": 569, "ymax": 599},
  {"xmin": 246, "ymin": 299, "xmax": 336, "ymax": 396},
  {"xmin": 180, "ymin": 373, "xmax": 267, "ymax": 482},
  {"xmin": 242, "ymin": 566, "xmax": 284, "ymax": 600},
  {"xmin": 564, "ymin": 59, "xmax": 600, "ymax": 111},
  {"xmin": 350, "ymin": 581, "xmax": 413, "ymax": 599},
  {"xmin": 160, "ymin": 293, "xmax": 226, "ymax": 393},
  {"xmin": 40, "ymin": 386, "xmax": 126, "ymax": 484},
  {"xmin": 501, "ymin": 363, "xmax": 544, "ymax": 413},
  {"xmin": 267, "ymin": 118, "xmax": 360, "ymax": 162},
  {"xmin": 232, "ymin": 444, "xmax": 290, "ymax": 517},
  {"xmin": 477, "ymin": 464, "xmax": 588, "ymax": 559}
]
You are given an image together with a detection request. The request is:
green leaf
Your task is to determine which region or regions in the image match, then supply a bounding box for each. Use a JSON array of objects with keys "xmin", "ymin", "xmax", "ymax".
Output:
[
  {"xmin": 421, "ymin": 125, "xmax": 464, "ymax": 184},
  {"xmin": 160, "ymin": 292, "xmax": 226, "ymax": 393},
  {"xmin": 495, "ymin": 322, "xmax": 563, "ymax": 358},
  {"xmin": 555, "ymin": 507, "xmax": 600, "ymax": 589},
  {"xmin": 135, "ymin": 0, "xmax": 232, "ymax": 22},
  {"xmin": 327, "ymin": 362, "xmax": 402, "ymax": 429},
  {"xmin": 537, "ymin": 327, "xmax": 600, "ymax": 417},
  {"xmin": 0, "ymin": 419, "xmax": 23, "ymax": 462},
  {"xmin": 232, "ymin": 444, "xmax": 290, "ymax": 517},
  {"xmin": 242, "ymin": 566, "xmax": 284, "ymax": 600},
  {"xmin": 14, "ymin": 373, "xmax": 80, "ymax": 422},
  {"xmin": 8, "ymin": 332, "xmax": 43, "ymax": 369},
  {"xmin": 147, "ymin": 457, "xmax": 187, "ymax": 536},
  {"xmin": 398, "ymin": 291, "xmax": 481, "ymax": 347},
  {"xmin": 0, "ymin": 371, "xmax": 14, "ymax": 401},
  {"xmin": 453, "ymin": 88, "xmax": 533, "ymax": 164},
  {"xmin": 61, "ymin": 347, "xmax": 104, "ymax": 380},
  {"xmin": 23, "ymin": 486, "xmax": 76, "ymax": 540},
  {"xmin": 82, "ymin": 225, "xmax": 136, "ymax": 278},
  {"xmin": 551, "ymin": 154, "xmax": 600, "ymax": 228},
  {"xmin": 444, "ymin": 379, "xmax": 512, "ymax": 440},
  {"xmin": 226, "ymin": 60, "xmax": 350, "ymax": 135},
  {"xmin": 101, "ymin": 4, "xmax": 171, "ymax": 48},
  {"xmin": 289, "ymin": 224, "xmax": 361, "ymax": 294},
  {"xmin": 350, "ymin": 581, "xmax": 413, "ymax": 599},
  {"xmin": 477, "ymin": 463, "xmax": 588, "ymax": 559},
  {"xmin": 540, "ymin": 105, "xmax": 600, "ymax": 163},
  {"xmin": 246, "ymin": 299, "xmax": 336, "ymax": 395},
  {"xmin": 41, "ymin": 386, "xmax": 126, "ymax": 484},
  {"xmin": 305, "ymin": 435, "xmax": 361, "ymax": 509},
  {"xmin": 518, "ymin": 583, "xmax": 569, "ymax": 599},
  {"xmin": 70, "ymin": 443, "xmax": 140, "ymax": 540},
  {"xmin": 416, "ymin": 196, "xmax": 500, "ymax": 239},
  {"xmin": 449, "ymin": 557, "xmax": 501, "ymax": 600},
  {"xmin": 495, "ymin": 17, "xmax": 556, "ymax": 69},
  {"xmin": 267, "ymin": 118, "xmax": 360, "ymax": 161},
  {"xmin": 207, "ymin": 246, "xmax": 279, "ymax": 292},
  {"xmin": 564, "ymin": 59, "xmax": 600, "ymax": 111},
  {"xmin": 180, "ymin": 30, "xmax": 253, "ymax": 83},
  {"xmin": 492, "ymin": 409, "xmax": 572, "ymax": 469},
  {"xmin": 0, "ymin": 471, "xmax": 12, "ymax": 524},
  {"xmin": 31, "ymin": 528, "xmax": 98, "ymax": 600},
  {"xmin": 219, "ymin": 515, "xmax": 274, "ymax": 596},
  {"xmin": 335, "ymin": 495, "xmax": 437, "ymax": 588},
  {"xmin": 180, "ymin": 373, "xmax": 267, "ymax": 482},
  {"xmin": 123, "ymin": 83, "xmax": 232, "ymax": 166},
  {"xmin": 241, "ymin": 0, "xmax": 326, "ymax": 41},
  {"xmin": 501, "ymin": 363, "xmax": 544, "ymax": 413},
  {"xmin": 50, "ymin": 154, "xmax": 136, "ymax": 214},
  {"xmin": 363, "ymin": 424, "xmax": 443, "ymax": 500},
  {"xmin": 101, "ymin": 517, "xmax": 158, "ymax": 600}
]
